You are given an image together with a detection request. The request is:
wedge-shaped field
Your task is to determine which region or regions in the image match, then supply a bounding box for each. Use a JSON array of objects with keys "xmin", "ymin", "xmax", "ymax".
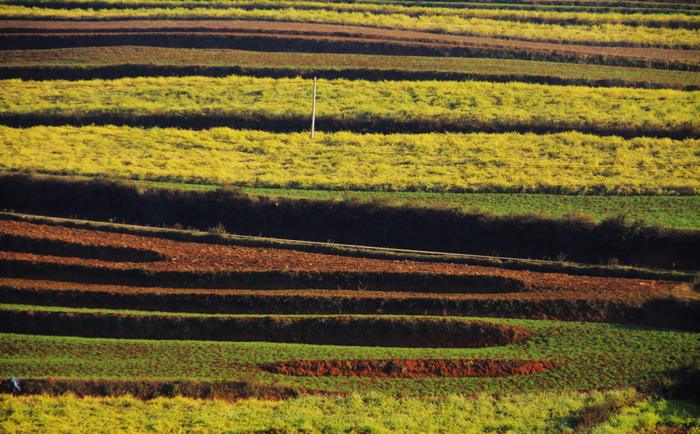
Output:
[
  {"xmin": 1, "ymin": 76, "xmax": 698, "ymax": 137},
  {"xmin": 1, "ymin": 3, "xmax": 697, "ymax": 47},
  {"xmin": 2, "ymin": 126, "xmax": 697, "ymax": 194},
  {"xmin": 235, "ymin": 188, "xmax": 700, "ymax": 230}
]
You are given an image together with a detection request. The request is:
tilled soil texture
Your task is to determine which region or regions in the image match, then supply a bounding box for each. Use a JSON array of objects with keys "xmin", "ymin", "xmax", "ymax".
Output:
[
  {"xmin": 262, "ymin": 359, "xmax": 556, "ymax": 378},
  {"xmin": 0, "ymin": 310, "xmax": 533, "ymax": 347},
  {"xmin": 0, "ymin": 20, "xmax": 697, "ymax": 69},
  {"xmin": 0, "ymin": 219, "xmax": 679, "ymax": 296}
]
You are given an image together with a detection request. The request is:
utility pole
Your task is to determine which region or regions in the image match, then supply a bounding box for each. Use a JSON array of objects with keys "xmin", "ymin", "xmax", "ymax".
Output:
[{"xmin": 310, "ymin": 77, "xmax": 317, "ymax": 139}]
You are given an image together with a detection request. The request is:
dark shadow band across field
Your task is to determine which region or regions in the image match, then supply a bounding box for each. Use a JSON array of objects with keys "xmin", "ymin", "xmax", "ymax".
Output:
[
  {"xmin": 0, "ymin": 308, "xmax": 533, "ymax": 347},
  {"xmin": 4, "ymin": 64, "xmax": 698, "ymax": 89},
  {"xmin": 2, "ymin": 175, "xmax": 698, "ymax": 270},
  {"xmin": 1, "ymin": 112, "xmax": 697, "ymax": 139}
]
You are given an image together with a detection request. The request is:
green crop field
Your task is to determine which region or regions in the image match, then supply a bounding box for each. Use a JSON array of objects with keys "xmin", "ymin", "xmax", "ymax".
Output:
[{"xmin": 0, "ymin": 0, "xmax": 698, "ymax": 431}]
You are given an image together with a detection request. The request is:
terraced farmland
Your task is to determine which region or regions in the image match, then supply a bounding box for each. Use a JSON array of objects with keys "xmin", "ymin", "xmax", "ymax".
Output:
[{"xmin": 0, "ymin": 0, "xmax": 699, "ymax": 432}]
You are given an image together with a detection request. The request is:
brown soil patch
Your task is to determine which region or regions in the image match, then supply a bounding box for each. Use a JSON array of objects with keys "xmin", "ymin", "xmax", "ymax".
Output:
[
  {"xmin": 262, "ymin": 359, "xmax": 555, "ymax": 378},
  {"xmin": 1, "ymin": 20, "xmax": 697, "ymax": 64},
  {"xmin": 0, "ymin": 220, "xmax": 678, "ymax": 295}
]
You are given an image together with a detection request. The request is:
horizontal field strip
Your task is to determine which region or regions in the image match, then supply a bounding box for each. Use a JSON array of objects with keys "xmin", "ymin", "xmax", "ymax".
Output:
[
  {"xmin": 1, "ymin": 278, "xmax": 696, "ymax": 329},
  {"xmin": 0, "ymin": 258, "xmax": 529, "ymax": 293},
  {"xmin": 5, "ymin": 0, "xmax": 698, "ymax": 14},
  {"xmin": 2, "ymin": 126, "xmax": 698, "ymax": 196},
  {"xmin": 2, "ymin": 47, "xmax": 698, "ymax": 89},
  {"xmin": 1, "ymin": 76, "xmax": 697, "ymax": 139},
  {"xmin": 326, "ymin": 0, "xmax": 700, "ymax": 6},
  {"xmin": 1, "ymin": 21, "xmax": 697, "ymax": 70},
  {"xmin": 3, "ymin": 212, "xmax": 693, "ymax": 282},
  {"xmin": 1, "ymin": 5, "xmax": 698, "ymax": 48},
  {"xmin": 0, "ymin": 304, "xmax": 532, "ymax": 347},
  {"xmin": 4, "ymin": 0, "xmax": 700, "ymax": 29},
  {"xmin": 234, "ymin": 188, "xmax": 700, "ymax": 231}
]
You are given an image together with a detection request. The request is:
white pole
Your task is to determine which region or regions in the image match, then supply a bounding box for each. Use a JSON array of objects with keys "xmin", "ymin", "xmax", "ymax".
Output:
[{"xmin": 311, "ymin": 77, "xmax": 317, "ymax": 139}]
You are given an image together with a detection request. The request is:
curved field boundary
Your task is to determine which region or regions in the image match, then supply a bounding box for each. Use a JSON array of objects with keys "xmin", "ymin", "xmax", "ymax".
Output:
[
  {"xmin": 2, "ymin": 281, "xmax": 697, "ymax": 330},
  {"xmin": 0, "ymin": 308, "xmax": 533, "ymax": 347},
  {"xmin": 0, "ymin": 379, "xmax": 300, "ymax": 400},
  {"xmin": 0, "ymin": 233, "xmax": 164, "ymax": 262},
  {"xmin": 0, "ymin": 20, "xmax": 697, "ymax": 69},
  {"xmin": 261, "ymin": 359, "xmax": 555, "ymax": 377},
  {"xmin": 2, "ymin": 65, "xmax": 697, "ymax": 90}
]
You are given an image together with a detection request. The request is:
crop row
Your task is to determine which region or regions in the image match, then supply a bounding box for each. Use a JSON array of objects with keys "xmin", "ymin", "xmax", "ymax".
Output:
[
  {"xmin": 7, "ymin": 0, "xmax": 700, "ymax": 28},
  {"xmin": 1, "ymin": 5, "xmax": 698, "ymax": 48},
  {"xmin": 1, "ymin": 76, "xmax": 697, "ymax": 138},
  {"xmin": 2, "ymin": 47, "xmax": 698, "ymax": 89},
  {"xmin": 2, "ymin": 126, "xmax": 697, "ymax": 195}
]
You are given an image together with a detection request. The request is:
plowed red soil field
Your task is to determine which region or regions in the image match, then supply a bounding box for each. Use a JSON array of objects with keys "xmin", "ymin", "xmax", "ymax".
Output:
[
  {"xmin": 262, "ymin": 359, "xmax": 556, "ymax": 378},
  {"xmin": 2, "ymin": 20, "xmax": 697, "ymax": 65},
  {"xmin": 0, "ymin": 219, "xmax": 682, "ymax": 296}
]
